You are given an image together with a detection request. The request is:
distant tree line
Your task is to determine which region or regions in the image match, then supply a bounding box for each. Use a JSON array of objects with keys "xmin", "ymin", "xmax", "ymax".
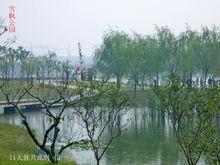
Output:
[
  {"xmin": 0, "ymin": 46, "xmax": 96, "ymax": 82},
  {"xmin": 0, "ymin": 46, "xmax": 77, "ymax": 81},
  {"xmin": 94, "ymin": 25, "xmax": 220, "ymax": 90}
]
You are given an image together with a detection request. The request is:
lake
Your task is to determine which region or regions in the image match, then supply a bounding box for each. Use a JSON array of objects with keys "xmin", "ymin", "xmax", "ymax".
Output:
[{"xmin": 0, "ymin": 107, "xmax": 205, "ymax": 165}]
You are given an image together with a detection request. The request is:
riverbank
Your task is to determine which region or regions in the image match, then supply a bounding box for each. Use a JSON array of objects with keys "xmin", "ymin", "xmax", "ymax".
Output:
[{"xmin": 0, "ymin": 123, "xmax": 77, "ymax": 165}]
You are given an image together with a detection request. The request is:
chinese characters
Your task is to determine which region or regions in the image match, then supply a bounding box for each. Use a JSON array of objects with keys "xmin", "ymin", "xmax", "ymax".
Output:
[{"xmin": 8, "ymin": 5, "xmax": 16, "ymax": 33}]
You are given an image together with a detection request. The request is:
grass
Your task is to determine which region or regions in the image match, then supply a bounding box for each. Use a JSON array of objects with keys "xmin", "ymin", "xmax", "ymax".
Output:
[
  {"xmin": 0, "ymin": 123, "xmax": 77, "ymax": 165},
  {"xmin": 68, "ymin": 80, "xmax": 154, "ymax": 106},
  {"xmin": 0, "ymin": 81, "xmax": 77, "ymax": 102}
]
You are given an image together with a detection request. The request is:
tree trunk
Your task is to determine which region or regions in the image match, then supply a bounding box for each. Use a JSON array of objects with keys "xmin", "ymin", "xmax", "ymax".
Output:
[
  {"xmin": 49, "ymin": 155, "xmax": 58, "ymax": 164},
  {"xmin": 134, "ymin": 78, "xmax": 138, "ymax": 98},
  {"xmin": 5, "ymin": 69, "xmax": 7, "ymax": 79},
  {"xmin": 182, "ymin": 73, "xmax": 186, "ymax": 86},
  {"xmin": 42, "ymin": 70, "xmax": 45, "ymax": 84},
  {"xmin": 11, "ymin": 65, "xmax": 14, "ymax": 79},
  {"xmin": 204, "ymin": 72, "xmax": 207, "ymax": 85},
  {"xmin": 116, "ymin": 76, "xmax": 121, "ymax": 89},
  {"xmin": 156, "ymin": 74, "xmax": 159, "ymax": 86},
  {"xmin": 141, "ymin": 73, "xmax": 145, "ymax": 90},
  {"xmin": 95, "ymin": 152, "xmax": 100, "ymax": 165}
]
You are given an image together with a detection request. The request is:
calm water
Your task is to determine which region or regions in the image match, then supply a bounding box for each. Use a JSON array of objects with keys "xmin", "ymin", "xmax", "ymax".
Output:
[{"xmin": 0, "ymin": 108, "xmax": 205, "ymax": 165}]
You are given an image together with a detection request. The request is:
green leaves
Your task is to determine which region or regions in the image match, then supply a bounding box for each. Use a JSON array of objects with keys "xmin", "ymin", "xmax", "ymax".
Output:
[
  {"xmin": 153, "ymin": 78, "xmax": 220, "ymax": 164},
  {"xmin": 94, "ymin": 26, "xmax": 220, "ymax": 88},
  {"xmin": 71, "ymin": 139, "xmax": 112, "ymax": 150},
  {"xmin": 94, "ymin": 30, "xmax": 130, "ymax": 83}
]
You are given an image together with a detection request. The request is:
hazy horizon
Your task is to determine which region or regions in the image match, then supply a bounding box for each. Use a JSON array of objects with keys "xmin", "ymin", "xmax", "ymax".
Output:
[{"xmin": 1, "ymin": 0, "xmax": 220, "ymax": 62}]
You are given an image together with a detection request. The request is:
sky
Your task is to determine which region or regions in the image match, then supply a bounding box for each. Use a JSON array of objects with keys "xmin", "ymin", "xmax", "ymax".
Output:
[{"xmin": 0, "ymin": 0, "xmax": 220, "ymax": 62}]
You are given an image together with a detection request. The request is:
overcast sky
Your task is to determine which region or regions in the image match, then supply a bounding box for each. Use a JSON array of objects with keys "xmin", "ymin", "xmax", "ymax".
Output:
[{"xmin": 0, "ymin": 0, "xmax": 220, "ymax": 60}]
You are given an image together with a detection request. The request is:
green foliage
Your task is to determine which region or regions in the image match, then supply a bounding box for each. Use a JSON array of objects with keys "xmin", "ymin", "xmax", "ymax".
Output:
[
  {"xmin": 73, "ymin": 80, "xmax": 133, "ymax": 165},
  {"xmin": 94, "ymin": 30, "xmax": 131, "ymax": 88},
  {"xmin": 71, "ymin": 139, "xmax": 111, "ymax": 150},
  {"xmin": 94, "ymin": 26, "xmax": 220, "ymax": 88},
  {"xmin": 153, "ymin": 78, "xmax": 220, "ymax": 165}
]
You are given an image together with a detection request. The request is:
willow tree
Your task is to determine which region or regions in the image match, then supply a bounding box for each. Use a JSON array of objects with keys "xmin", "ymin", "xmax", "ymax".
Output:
[
  {"xmin": 94, "ymin": 30, "xmax": 130, "ymax": 89},
  {"xmin": 22, "ymin": 55, "xmax": 39, "ymax": 79},
  {"xmin": 212, "ymin": 27, "xmax": 220, "ymax": 77},
  {"xmin": 155, "ymin": 26, "xmax": 179, "ymax": 77},
  {"xmin": 178, "ymin": 28, "xmax": 199, "ymax": 84},
  {"xmin": 128, "ymin": 33, "xmax": 144, "ymax": 94},
  {"xmin": 0, "ymin": 55, "xmax": 10, "ymax": 78},
  {"xmin": 6, "ymin": 48, "xmax": 17, "ymax": 79},
  {"xmin": 45, "ymin": 51, "xmax": 57, "ymax": 78},
  {"xmin": 146, "ymin": 35, "xmax": 165, "ymax": 85},
  {"xmin": 16, "ymin": 46, "xmax": 31, "ymax": 78},
  {"xmin": 195, "ymin": 27, "xmax": 218, "ymax": 84}
]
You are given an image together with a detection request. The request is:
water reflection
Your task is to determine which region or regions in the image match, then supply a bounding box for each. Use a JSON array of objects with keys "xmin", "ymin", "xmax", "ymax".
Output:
[
  {"xmin": 0, "ymin": 107, "xmax": 205, "ymax": 165},
  {"xmin": 105, "ymin": 108, "xmax": 185, "ymax": 165}
]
